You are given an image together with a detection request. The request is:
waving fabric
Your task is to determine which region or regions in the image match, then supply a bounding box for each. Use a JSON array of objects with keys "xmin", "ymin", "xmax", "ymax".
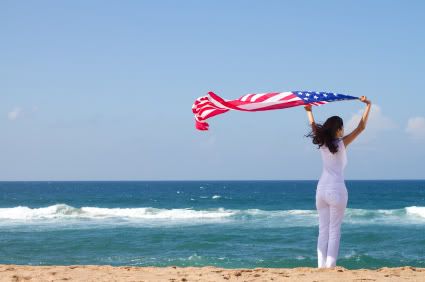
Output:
[{"xmin": 192, "ymin": 91, "xmax": 358, "ymax": 131}]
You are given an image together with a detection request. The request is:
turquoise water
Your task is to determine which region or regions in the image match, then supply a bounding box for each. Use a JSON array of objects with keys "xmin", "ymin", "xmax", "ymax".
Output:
[{"xmin": 0, "ymin": 180, "xmax": 424, "ymax": 269}]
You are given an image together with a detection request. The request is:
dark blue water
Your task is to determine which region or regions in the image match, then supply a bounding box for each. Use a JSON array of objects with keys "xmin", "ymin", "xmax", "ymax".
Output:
[{"xmin": 0, "ymin": 180, "xmax": 424, "ymax": 269}]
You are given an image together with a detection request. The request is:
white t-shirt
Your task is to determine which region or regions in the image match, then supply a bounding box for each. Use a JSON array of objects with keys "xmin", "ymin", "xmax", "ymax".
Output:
[{"xmin": 317, "ymin": 138, "xmax": 347, "ymax": 188}]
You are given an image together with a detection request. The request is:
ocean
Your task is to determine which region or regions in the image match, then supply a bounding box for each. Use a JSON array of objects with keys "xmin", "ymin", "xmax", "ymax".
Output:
[{"xmin": 0, "ymin": 180, "xmax": 424, "ymax": 269}]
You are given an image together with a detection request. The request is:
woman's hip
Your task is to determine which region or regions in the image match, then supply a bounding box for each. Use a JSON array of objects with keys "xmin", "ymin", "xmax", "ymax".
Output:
[{"xmin": 316, "ymin": 184, "xmax": 348, "ymax": 208}]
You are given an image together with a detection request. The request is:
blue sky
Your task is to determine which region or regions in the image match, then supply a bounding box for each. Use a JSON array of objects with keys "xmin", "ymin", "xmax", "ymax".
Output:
[{"xmin": 1, "ymin": 1, "xmax": 424, "ymax": 180}]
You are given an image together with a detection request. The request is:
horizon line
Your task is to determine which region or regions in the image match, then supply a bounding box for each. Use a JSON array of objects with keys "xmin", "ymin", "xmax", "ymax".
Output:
[{"xmin": 0, "ymin": 179, "xmax": 424, "ymax": 182}]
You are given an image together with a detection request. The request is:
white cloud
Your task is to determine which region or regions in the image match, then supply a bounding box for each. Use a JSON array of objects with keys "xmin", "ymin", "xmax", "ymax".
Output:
[
  {"xmin": 6, "ymin": 106, "xmax": 39, "ymax": 121},
  {"xmin": 406, "ymin": 116, "xmax": 425, "ymax": 140},
  {"xmin": 7, "ymin": 107, "xmax": 22, "ymax": 121},
  {"xmin": 345, "ymin": 105, "xmax": 396, "ymax": 143}
]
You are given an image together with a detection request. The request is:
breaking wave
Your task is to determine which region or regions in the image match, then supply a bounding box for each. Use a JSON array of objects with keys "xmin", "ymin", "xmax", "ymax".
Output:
[{"xmin": 0, "ymin": 204, "xmax": 423, "ymax": 226}]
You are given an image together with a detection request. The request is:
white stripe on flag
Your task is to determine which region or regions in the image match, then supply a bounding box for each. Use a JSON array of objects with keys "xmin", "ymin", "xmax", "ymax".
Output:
[
  {"xmin": 208, "ymin": 95, "xmax": 230, "ymax": 110},
  {"xmin": 250, "ymin": 93, "xmax": 265, "ymax": 102},
  {"xmin": 237, "ymin": 97, "xmax": 302, "ymax": 110},
  {"xmin": 200, "ymin": 108, "xmax": 217, "ymax": 118},
  {"xmin": 263, "ymin": 92, "xmax": 293, "ymax": 103},
  {"xmin": 240, "ymin": 94, "xmax": 251, "ymax": 102}
]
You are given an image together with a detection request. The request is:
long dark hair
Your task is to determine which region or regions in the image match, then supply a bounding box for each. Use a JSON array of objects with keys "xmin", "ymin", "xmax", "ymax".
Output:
[{"xmin": 306, "ymin": 116, "xmax": 344, "ymax": 154}]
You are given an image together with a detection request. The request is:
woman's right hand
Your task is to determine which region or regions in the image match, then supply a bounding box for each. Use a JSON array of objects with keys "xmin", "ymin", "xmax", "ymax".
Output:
[
  {"xmin": 304, "ymin": 105, "xmax": 312, "ymax": 111},
  {"xmin": 360, "ymin": 96, "xmax": 371, "ymax": 104},
  {"xmin": 343, "ymin": 95, "xmax": 372, "ymax": 147}
]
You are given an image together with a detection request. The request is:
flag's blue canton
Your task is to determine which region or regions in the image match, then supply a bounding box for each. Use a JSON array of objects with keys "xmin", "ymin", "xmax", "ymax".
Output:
[{"xmin": 293, "ymin": 91, "xmax": 357, "ymax": 103}]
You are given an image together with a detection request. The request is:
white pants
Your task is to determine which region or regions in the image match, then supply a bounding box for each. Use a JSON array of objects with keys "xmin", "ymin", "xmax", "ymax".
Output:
[{"xmin": 316, "ymin": 184, "xmax": 348, "ymax": 268}]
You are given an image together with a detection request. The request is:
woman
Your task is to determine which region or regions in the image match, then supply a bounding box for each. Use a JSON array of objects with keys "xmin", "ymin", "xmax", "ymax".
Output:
[{"xmin": 305, "ymin": 95, "xmax": 372, "ymax": 268}]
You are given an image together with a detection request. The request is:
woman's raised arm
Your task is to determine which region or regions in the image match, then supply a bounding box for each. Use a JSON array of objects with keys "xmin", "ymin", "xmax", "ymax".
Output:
[
  {"xmin": 342, "ymin": 96, "xmax": 372, "ymax": 148},
  {"xmin": 304, "ymin": 105, "xmax": 317, "ymax": 134}
]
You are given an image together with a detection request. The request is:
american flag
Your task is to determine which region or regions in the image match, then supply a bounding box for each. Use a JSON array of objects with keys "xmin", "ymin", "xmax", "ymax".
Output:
[{"xmin": 192, "ymin": 91, "xmax": 358, "ymax": 131}]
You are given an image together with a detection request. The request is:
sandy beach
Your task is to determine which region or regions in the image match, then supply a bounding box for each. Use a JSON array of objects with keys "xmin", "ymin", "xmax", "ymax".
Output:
[{"xmin": 0, "ymin": 265, "xmax": 424, "ymax": 282}]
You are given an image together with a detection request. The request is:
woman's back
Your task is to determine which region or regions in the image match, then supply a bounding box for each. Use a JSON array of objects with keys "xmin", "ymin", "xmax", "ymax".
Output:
[{"xmin": 317, "ymin": 138, "xmax": 347, "ymax": 187}]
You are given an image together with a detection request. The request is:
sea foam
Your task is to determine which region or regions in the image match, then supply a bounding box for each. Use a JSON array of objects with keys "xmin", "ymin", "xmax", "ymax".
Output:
[
  {"xmin": 0, "ymin": 204, "xmax": 423, "ymax": 226},
  {"xmin": 405, "ymin": 206, "xmax": 425, "ymax": 218},
  {"xmin": 0, "ymin": 204, "xmax": 235, "ymax": 220}
]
